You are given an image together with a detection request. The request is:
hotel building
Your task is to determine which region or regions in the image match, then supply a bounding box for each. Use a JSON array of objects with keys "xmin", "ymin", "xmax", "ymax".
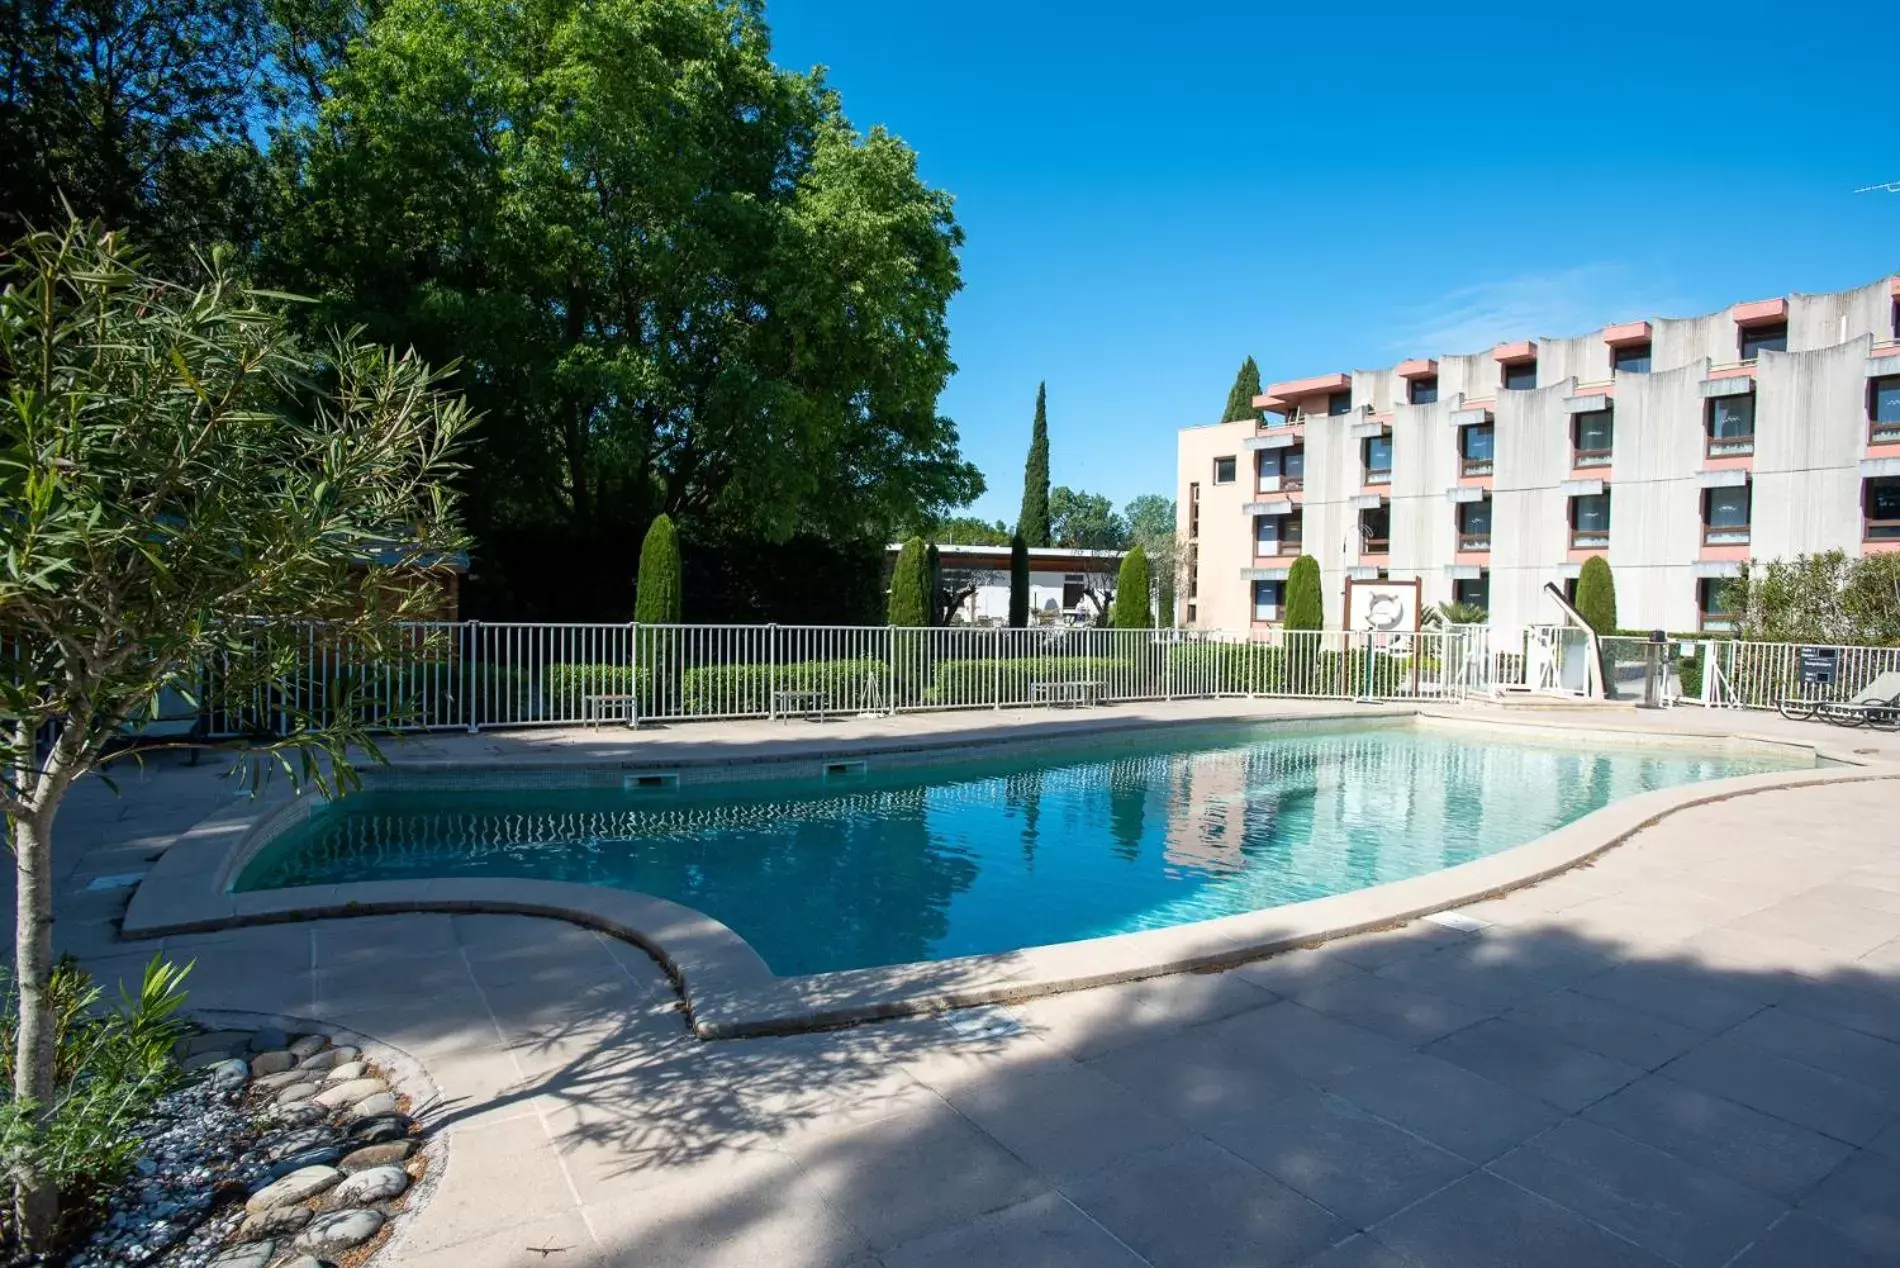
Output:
[{"xmin": 1176, "ymin": 275, "xmax": 1900, "ymax": 633}]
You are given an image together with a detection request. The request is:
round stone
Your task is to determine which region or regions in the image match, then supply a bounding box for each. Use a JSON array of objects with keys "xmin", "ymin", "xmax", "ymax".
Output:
[
  {"xmin": 250, "ymin": 1050, "xmax": 296, "ymax": 1077},
  {"xmin": 330, "ymin": 1164, "xmax": 409, "ymax": 1206},
  {"xmin": 320, "ymin": 1061, "xmax": 367, "ymax": 1084},
  {"xmin": 245, "ymin": 1165, "xmax": 343, "ymax": 1214},
  {"xmin": 294, "ymin": 1045, "xmax": 359, "ymax": 1073},
  {"xmin": 249, "ymin": 1027, "xmax": 290, "ymax": 1052},
  {"xmin": 193, "ymin": 1057, "xmax": 252, "ymax": 1084},
  {"xmin": 270, "ymin": 1101, "xmax": 328, "ymax": 1128},
  {"xmin": 288, "ymin": 1035, "xmax": 330, "ymax": 1060},
  {"xmin": 345, "ymin": 1114, "xmax": 411, "ymax": 1146},
  {"xmin": 339, "ymin": 1139, "xmax": 418, "ymax": 1173},
  {"xmin": 207, "ymin": 1241, "xmax": 275, "ymax": 1268},
  {"xmin": 252, "ymin": 1070, "xmax": 310, "ymax": 1093},
  {"xmin": 312, "ymin": 1078, "xmax": 387, "ymax": 1110},
  {"xmin": 264, "ymin": 1146, "xmax": 342, "ymax": 1179},
  {"xmin": 235, "ymin": 1203, "xmax": 312, "ymax": 1241},
  {"xmin": 275, "ymin": 1258, "xmax": 327, "ymax": 1268},
  {"xmin": 266, "ymin": 1127, "xmax": 342, "ymax": 1162},
  {"xmin": 274, "ymin": 1082, "xmax": 320, "ymax": 1106},
  {"xmin": 292, "ymin": 1208, "xmax": 384, "ymax": 1255},
  {"xmin": 344, "ymin": 1092, "xmax": 399, "ymax": 1121}
]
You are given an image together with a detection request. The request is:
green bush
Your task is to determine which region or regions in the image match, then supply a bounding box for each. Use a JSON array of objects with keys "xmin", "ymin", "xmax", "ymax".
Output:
[
  {"xmin": 888, "ymin": 537, "xmax": 930, "ymax": 627},
  {"xmin": 0, "ymin": 958, "xmax": 191, "ymax": 1249},
  {"xmin": 1284, "ymin": 556, "xmax": 1323, "ymax": 631},
  {"xmin": 1575, "ymin": 556, "xmax": 1617, "ymax": 632},
  {"xmin": 633, "ymin": 514, "xmax": 683, "ymax": 624},
  {"xmin": 1110, "ymin": 545, "xmax": 1152, "ymax": 629},
  {"xmin": 927, "ymin": 656, "xmax": 1134, "ymax": 704}
]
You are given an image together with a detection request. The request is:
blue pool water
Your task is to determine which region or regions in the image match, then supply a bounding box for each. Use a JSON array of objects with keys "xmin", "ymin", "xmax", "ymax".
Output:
[{"xmin": 235, "ymin": 724, "xmax": 1803, "ymax": 974}]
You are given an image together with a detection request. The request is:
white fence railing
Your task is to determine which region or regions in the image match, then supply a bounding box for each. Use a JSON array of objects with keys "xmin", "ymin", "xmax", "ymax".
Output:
[
  {"xmin": 197, "ymin": 624, "xmax": 1495, "ymax": 737},
  {"xmin": 1596, "ymin": 635, "xmax": 1900, "ymax": 710}
]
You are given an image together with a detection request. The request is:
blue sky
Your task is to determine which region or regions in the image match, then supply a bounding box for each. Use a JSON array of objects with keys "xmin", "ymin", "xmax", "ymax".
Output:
[{"xmin": 768, "ymin": 1, "xmax": 1900, "ymax": 527}]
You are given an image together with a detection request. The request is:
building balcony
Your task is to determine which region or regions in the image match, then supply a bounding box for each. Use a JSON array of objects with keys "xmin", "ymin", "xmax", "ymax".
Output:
[
  {"xmin": 1458, "ymin": 533, "xmax": 1491, "ymax": 552},
  {"xmin": 1573, "ymin": 448, "xmax": 1612, "ymax": 469},
  {"xmin": 1570, "ymin": 528, "xmax": 1610, "ymax": 549},
  {"xmin": 1459, "ymin": 457, "xmax": 1493, "ymax": 477},
  {"xmin": 1873, "ymin": 418, "xmax": 1900, "ymax": 446},
  {"xmin": 1703, "ymin": 525, "xmax": 1751, "ymax": 546},
  {"xmin": 1707, "ymin": 434, "xmax": 1755, "ymax": 458},
  {"xmin": 1363, "ymin": 467, "xmax": 1392, "ymax": 487}
]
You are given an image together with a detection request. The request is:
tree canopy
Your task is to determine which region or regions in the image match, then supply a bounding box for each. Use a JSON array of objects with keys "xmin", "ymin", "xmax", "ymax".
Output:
[
  {"xmin": 1221, "ymin": 356, "xmax": 1266, "ymax": 425},
  {"xmin": 1729, "ymin": 552, "xmax": 1900, "ymax": 645},
  {"xmin": 1050, "ymin": 487, "xmax": 1129, "ymax": 550},
  {"xmin": 1017, "ymin": 383, "xmax": 1051, "ymax": 547}
]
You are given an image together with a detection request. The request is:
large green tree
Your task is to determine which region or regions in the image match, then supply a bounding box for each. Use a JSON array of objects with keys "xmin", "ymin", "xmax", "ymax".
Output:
[
  {"xmin": 0, "ymin": 223, "xmax": 470, "ymax": 1248},
  {"xmin": 1220, "ymin": 356, "xmax": 1266, "ymax": 425},
  {"xmin": 1049, "ymin": 486, "xmax": 1129, "ymax": 551},
  {"xmin": 1017, "ymin": 383, "xmax": 1051, "ymax": 547},
  {"xmin": 1123, "ymin": 493, "xmax": 1177, "ymax": 627},
  {"xmin": 269, "ymin": 0, "xmax": 980, "ymax": 614}
]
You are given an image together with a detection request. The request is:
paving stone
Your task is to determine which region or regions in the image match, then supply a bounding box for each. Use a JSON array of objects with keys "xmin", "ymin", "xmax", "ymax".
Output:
[
  {"xmin": 1297, "ymin": 1236, "xmax": 1420, "ymax": 1268},
  {"xmin": 1794, "ymin": 1150, "xmax": 1900, "ymax": 1260},
  {"xmin": 1726, "ymin": 1212, "xmax": 1893, "ymax": 1267},
  {"xmin": 1064, "ymin": 1139, "xmax": 1348, "ymax": 1268},
  {"xmin": 1572, "ymin": 960, "xmax": 1778, "ymax": 1033},
  {"xmin": 264, "ymin": 1146, "xmax": 343, "ymax": 1179},
  {"xmin": 331, "ymin": 1164, "xmax": 410, "ymax": 1205},
  {"xmin": 1726, "ymin": 1006, "xmax": 1900, "ymax": 1095},
  {"xmin": 881, "ymin": 1191, "xmax": 1145, "ymax": 1268},
  {"xmin": 245, "ymin": 1164, "xmax": 343, "ymax": 1213},
  {"xmin": 938, "ymin": 1061, "xmax": 1187, "ymax": 1183},
  {"xmin": 1367, "ymin": 1171, "xmax": 1667, "ymax": 1268},
  {"xmin": 1198, "ymin": 1001, "xmax": 1409, "ymax": 1086},
  {"xmin": 292, "ymin": 1207, "xmax": 385, "ymax": 1255},
  {"xmin": 1087, "ymin": 1025, "xmax": 1308, "ymax": 1130},
  {"xmin": 1661, "ymin": 1035, "xmax": 1893, "ymax": 1146},
  {"xmin": 1424, "ymin": 1017, "xmax": 1643, "ymax": 1112},
  {"xmin": 270, "ymin": 1101, "xmax": 328, "ymax": 1128},
  {"xmin": 1582, "ymin": 1075, "xmax": 1854, "ymax": 1201},
  {"xmin": 1325, "ymin": 1051, "xmax": 1563, "ymax": 1164},
  {"xmin": 1204, "ymin": 1086, "xmax": 1469, "ymax": 1226},
  {"xmin": 1292, "ymin": 971, "xmax": 1495, "ymax": 1046},
  {"xmin": 1488, "ymin": 1117, "xmax": 1786, "ymax": 1267},
  {"xmin": 1503, "ymin": 987, "xmax": 1707, "ymax": 1070}
]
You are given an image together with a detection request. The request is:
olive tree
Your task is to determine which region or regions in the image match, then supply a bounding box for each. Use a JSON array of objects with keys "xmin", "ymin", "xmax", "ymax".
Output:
[{"xmin": 0, "ymin": 223, "xmax": 470, "ymax": 1246}]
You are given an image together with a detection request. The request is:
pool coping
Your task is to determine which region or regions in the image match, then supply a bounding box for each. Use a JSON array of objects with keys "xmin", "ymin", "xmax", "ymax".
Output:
[{"xmin": 120, "ymin": 705, "xmax": 1900, "ymax": 1039}]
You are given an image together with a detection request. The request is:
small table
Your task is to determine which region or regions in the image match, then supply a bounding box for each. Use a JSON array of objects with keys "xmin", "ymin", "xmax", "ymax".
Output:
[
  {"xmin": 583, "ymin": 693, "xmax": 640, "ymax": 728},
  {"xmin": 772, "ymin": 689, "xmax": 830, "ymax": 720},
  {"xmin": 1030, "ymin": 680, "xmax": 1101, "ymax": 707}
]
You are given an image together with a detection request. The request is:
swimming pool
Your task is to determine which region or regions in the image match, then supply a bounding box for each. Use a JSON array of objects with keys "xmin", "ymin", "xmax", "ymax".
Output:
[{"xmin": 234, "ymin": 723, "xmax": 1806, "ymax": 975}]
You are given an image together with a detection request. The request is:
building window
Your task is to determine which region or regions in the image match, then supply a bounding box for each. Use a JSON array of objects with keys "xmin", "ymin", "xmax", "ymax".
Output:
[
  {"xmin": 1872, "ymin": 376, "xmax": 1900, "ymax": 445},
  {"xmin": 1252, "ymin": 579, "xmax": 1285, "ymax": 622},
  {"xmin": 1703, "ymin": 483, "xmax": 1751, "ymax": 545},
  {"xmin": 1707, "ymin": 394, "xmax": 1756, "ymax": 456},
  {"xmin": 1867, "ymin": 477, "xmax": 1900, "ymax": 541},
  {"xmin": 1453, "ymin": 573, "xmax": 1489, "ymax": 613},
  {"xmin": 1457, "ymin": 498, "xmax": 1492, "ymax": 551},
  {"xmin": 1502, "ymin": 359, "xmax": 1538, "ymax": 391},
  {"xmin": 1359, "ymin": 504, "xmax": 1391, "ymax": 554},
  {"xmin": 1213, "ymin": 456, "xmax": 1236, "ymax": 484},
  {"xmin": 1257, "ymin": 445, "xmax": 1305, "ymax": 491},
  {"xmin": 1612, "ymin": 343, "xmax": 1652, "ymax": 374},
  {"xmin": 1573, "ymin": 409, "xmax": 1614, "ymax": 468},
  {"xmin": 1255, "ymin": 511, "xmax": 1302, "ymax": 556},
  {"xmin": 1362, "ymin": 434, "xmax": 1392, "ymax": 484},
  {"xmin": 1570, "ymin": 491, "xmax": 1611, "ymax": 548},
  {"xmin": 1409, "ymin": 376, "xmax": 1439, "ymax": 405},
  {"xmin": 1739, "ymin": 321, "xmax": 1788, "ymax": 361},
  {"xmin": 1186, "ymin": 543, "xmax": 1198, "ymax": 597},
  {"xmin": 1186, "ymin": 602, "xmax": 1197, "ymax": 623},
  {"xmin": 1459, "ymin": 423, "xmax": 1494, "ymax": 476},
  {"xmin": 1697, "ymin": 579, "xmax": 1737, "ymax": 632},
  {"xmin": 1062, "ymin": 575, "xmax": 1086, "ymax": 610},
  {"xmin": 1187, "ymin": 482, "xmax": 1200, "ymax": 539},
  {"xmin": 1326, "ymin": 390, "xmax": 1354, "ymax": 416}
]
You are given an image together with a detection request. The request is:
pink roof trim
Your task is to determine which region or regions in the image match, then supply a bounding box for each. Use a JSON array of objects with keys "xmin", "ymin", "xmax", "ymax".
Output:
[
  {"xmin": 1731, "ymin": 297, "xmax": 1788, "ymax": 325},
  {"xmin": 1395, "ymin": 358, "xmax": 1438, "ymax": 379},
  {"xmin": 1602, "ymin": 321, "xmax": 1652, "ymax": 346},
  {"xmin": 1264, "ymin": 372, "xmax": 1351, "ymax": 398},
  {"xmin": 1493, "ymin": 340, "xmax": 1537, "ymax": 363}
]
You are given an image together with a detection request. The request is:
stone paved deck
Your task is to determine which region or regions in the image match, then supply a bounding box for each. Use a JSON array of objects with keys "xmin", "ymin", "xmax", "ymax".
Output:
[{"xmin": 21, "ymin": 704, "xmax": 1900, "ymax": 1267}]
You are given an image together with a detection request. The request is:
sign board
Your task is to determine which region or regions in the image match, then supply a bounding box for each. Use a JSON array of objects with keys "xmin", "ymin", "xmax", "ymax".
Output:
[
  {"xmin": 1344, "ymin": 578, "xmax": 1422, "ymax": 635},
  {"xmin": 1797, "ymin": 645, "xmax": 1839, "ymax": 686}
]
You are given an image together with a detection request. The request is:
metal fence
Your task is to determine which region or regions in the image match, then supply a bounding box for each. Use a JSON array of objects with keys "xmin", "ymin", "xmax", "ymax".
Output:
[
  {"xmin": 197, "ymin": 624, "xmax": 1495, "ymax": 737},
  {"xmin": 1594, "ymin": 635, "xmax": 1900, "ymax": 710}
]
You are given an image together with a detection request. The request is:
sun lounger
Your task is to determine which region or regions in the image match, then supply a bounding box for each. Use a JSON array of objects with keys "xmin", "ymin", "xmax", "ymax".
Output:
[{"xmin": 1812, "ymin": 671, "xmax": 1900, "ymax": 728}]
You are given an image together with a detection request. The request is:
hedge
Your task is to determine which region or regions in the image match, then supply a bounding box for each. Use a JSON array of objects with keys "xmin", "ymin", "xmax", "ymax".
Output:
[
  {"xmin": 926, "ymin": 656, "xmax": 1135, "ymax": 704},
  {"xmin": 681, "ymin": 657, "xmax": 890, "ymax": 715}
]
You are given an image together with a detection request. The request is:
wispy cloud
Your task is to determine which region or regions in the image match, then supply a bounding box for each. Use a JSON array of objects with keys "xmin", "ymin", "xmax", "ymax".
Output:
[{"xmin": 1386, "ymin": 264, "xmax": 1691, "ymax": 356}]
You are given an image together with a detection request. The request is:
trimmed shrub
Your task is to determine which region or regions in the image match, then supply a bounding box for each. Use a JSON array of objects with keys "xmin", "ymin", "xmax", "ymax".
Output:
[
  {"xmin": 1574, "ymin": 556, "xmax": 1617, "ymax": 632},
  {"xmin": 681, "ymin": 657, "xmax": 891, "ymax": 716},
  {"xmin": 634, "ymin": 514, "xmax": 683, "ymax": 624},
  {"xmin": 888, "ymin": 537, "xmax": 930, "ymax": 627},
  {"xmin": 928, "ymin": 656, "xmax": 1133, "ymax": 705},
  {"xmin": 1284, "ymin": 555, "xmax": 1323, "ymax": 631},
  {"xmin": 1110, "ymin": 545, "xmax": 1152, "ymax": 629}
]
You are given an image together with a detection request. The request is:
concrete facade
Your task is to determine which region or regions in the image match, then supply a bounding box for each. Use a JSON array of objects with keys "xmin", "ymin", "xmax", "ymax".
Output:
[{"xmin": 1178, "ymin": 276, "xmax": 1900, "ymax": 632}]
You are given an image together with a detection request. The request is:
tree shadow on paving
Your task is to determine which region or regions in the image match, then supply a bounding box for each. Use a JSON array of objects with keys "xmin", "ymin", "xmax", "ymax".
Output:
[{"xmin": 448, "ymin": 912, "xmax": 1900, "ymax": 1268}]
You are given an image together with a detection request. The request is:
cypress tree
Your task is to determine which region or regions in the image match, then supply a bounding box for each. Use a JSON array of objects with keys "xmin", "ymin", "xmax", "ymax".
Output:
[
  {"xmin": 1574, "ymin": 556, "xmax": 1618, "ymax": 632},
  {"xmin": 1017, "ymin": 382, "xmax": 1051, "ymax": 547},
  {"xmin": 1220, "ymin": 356, "xmax": 1266, "ymax": 425},
  {"xmin": 1156, "ymin": 572, "xmax": 1176, "ymax": 629},
  {"xmin": 633, "ymin": 513, "xmax": 683, "ymax": 624},
  {"xmin": 887, "ymin": 536, "xmax": 930, "ymax": 626},
  {"xmin": 1110, "ymin": 545, "xmax": 1153, "ymax": 629},
  {"xmin": 1284, "ymin": 555, "xmax": 1323, "ymax": 630},
  {"xmin": 1008, "ymin": 534, "xmax": 1030, "ymax": 627},
  {"xmin": 925, "ymin": 541, "xmax": 942, "ymax": 625}
]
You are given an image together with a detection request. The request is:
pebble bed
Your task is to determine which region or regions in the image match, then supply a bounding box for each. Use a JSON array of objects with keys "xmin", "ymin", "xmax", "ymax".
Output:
[{"xmin": 68, "ymin": 1026, "xmax": 428, "ymax": 1268}]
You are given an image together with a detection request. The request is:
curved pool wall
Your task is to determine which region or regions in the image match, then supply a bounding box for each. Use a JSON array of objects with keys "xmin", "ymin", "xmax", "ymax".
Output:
[
  {"xmin": 123, "ymin": 706, "xmax": 1900, "ymax": 1038},
  {"xmin": 231, "ymin": 721, "xmax": 1808, "ymax": 976}
]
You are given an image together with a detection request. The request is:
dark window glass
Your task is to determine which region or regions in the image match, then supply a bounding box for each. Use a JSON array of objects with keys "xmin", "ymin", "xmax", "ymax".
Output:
[
  {"xmin": 1363, "ymin": 435, "xmax": 1392, "ymax": 476},
  {"xmin": 1612, "ymin": 343, "xmax": 1652, "ymax": 374},
  {"xmin": 1708, "ymin": 395, "xmax": 1756, "ymax": 449},
  {"xmin": 1453, "ymin": 575, "xmax": 1489, "ymax": 611},
  {"xmin": 1869, "ymin": 479, "xmax": 1900, "ymax": 537},
  {"xmin": 1409, "ymin": 376, "xmax": 1439, "ymax": 405},
  {"xmin": 1327, "ymin": 390, "xmax": 1353, "ymax": 416},
  {"xmin": 1574, "ymin": 409, "xmax": 1614, "ymax": 464},
  {"xmin": 1213, "ymin": 456, "xmax": 1236, "ymax": 484},
  {"xmin": 1252, "ymin": 580, "xmax": 1284, "ymax": 615},
  {"xmin": 1359, "ymin": 505, "xmax": 1390, "ymax": 551},
  {"xmin": 1461, "ymin": 424, "xmax": 1494, "ymax": 460},
  {"xmin": 1062, "ymin": 576, "xmax": 1085, "ymax": 609},
  {"xmin": 1698, "ymin": 579, "xmax": 1735, "ymax": 629},
  {"xmin": 1740, "ymin": 322, "xmax": 1787, "ymax": 360},
  {"xmin": 1706, "ymin": 485, "xmax": 1750, "ymax": 529},
  {"xmin": 1573, "ymin": 493, "xmax": 1611, "ymax": 533},
  {"xmin": 1283, "ymin": 446, "xmax": 1305, "ymax": 478},
  {"xmin": 1503, "ymin": 360, "xmax": 1538, "ymax": 391},
  {"xmin": 1874, "ymin": 377, "xmax": 1900, "ymax": 423},
  {"xmin": 1459, "ymin": 499, "xmax": 1492, "ymax": 535}
]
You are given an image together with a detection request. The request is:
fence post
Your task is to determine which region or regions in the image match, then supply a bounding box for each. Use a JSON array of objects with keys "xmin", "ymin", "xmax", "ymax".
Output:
[
  {"xmin": 463, "ymin": 620, "xmax": 480, "ymax": 733},
  {"xmin": 769, "ymin": 623, "xmax": 780, "ymax": 721}
]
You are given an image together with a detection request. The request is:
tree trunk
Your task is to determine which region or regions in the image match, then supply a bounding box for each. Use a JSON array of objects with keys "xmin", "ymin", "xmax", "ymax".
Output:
[{"xmin": 11, "ymin": 805, "xmax": 59, "ymax": 1248}]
